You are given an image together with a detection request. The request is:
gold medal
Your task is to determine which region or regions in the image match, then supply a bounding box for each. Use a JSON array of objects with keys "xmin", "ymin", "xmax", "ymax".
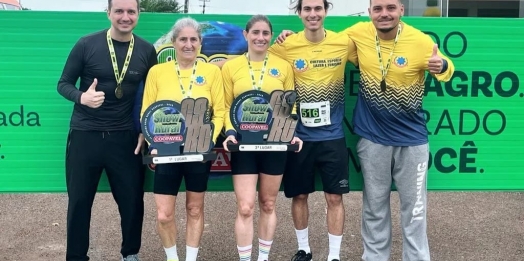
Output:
[
  {"xmin": 115, "ymin": 85, "xmax": 123, "ymax": 99},
  {"xmin": 107, "ymin": 29, "xmax": 134, "ymax": 99},
  {"xmin": 375, "ymin": 24, "xmax": 401, "ymax": 93}
]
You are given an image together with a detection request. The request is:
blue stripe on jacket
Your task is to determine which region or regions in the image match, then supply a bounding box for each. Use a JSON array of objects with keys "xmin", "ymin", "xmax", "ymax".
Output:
[{"xmin": 133, "ymin": 81, "xmax": 144, "ymax": 133}]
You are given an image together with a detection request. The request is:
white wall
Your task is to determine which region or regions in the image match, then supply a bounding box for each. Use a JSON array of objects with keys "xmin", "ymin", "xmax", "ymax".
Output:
[
  {"xmin": 18, "ymin": 0, "xmax": 107, "ymax": 11},
  {"xmin": 186, "ymin": 0, "xmax": 369, "ymax": 16},
  {"xmin": 292, "ymin": 0, "xmax": 370, "ymax": 16},
  {"xmin": 186, "ymin": 0, "xmax": 291, "ymax": 14},
  {"xmin": 19, "ymin": 0, "xmax": 370, "ymax": 16}
]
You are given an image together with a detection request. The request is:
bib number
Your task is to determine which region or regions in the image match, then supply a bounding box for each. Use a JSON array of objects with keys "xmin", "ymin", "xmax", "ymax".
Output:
[{"xmin": 300, "ymin": 101, "xmax": 330, "ymax": 127}]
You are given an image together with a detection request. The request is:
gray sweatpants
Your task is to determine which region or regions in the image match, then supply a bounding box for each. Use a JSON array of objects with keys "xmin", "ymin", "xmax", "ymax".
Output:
[{"xmin": 357, "ymin": 137, "xmax": 430, "ymax": 261}]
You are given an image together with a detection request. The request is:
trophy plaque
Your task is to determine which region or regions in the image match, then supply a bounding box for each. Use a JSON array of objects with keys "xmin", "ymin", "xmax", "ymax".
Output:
[
  {"xmin": 227, "ymin": 90, "xmax": 299, "ymax": 152},
  {"xmin": 141, "ymin": 98, "xmax": 217, "ymax": 164}
]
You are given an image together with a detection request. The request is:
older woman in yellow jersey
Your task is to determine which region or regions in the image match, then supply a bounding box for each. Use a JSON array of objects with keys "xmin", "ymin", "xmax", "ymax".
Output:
[
  {"xmin": 140, "ymin": 17, "xmax": 225, "ymax": 261},
  {"xmin": 221, "ymin": 15, "xmax": 303, "ymax": 261}
]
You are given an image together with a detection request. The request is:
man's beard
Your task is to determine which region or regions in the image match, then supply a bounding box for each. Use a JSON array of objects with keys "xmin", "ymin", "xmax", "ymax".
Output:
[
  {"xmin": 378, "ymin": 27, "xmax": 395, "ymax": 33},
  {"xmin": 377, "ymin": 21, "xmax": 398, "ymax": 33}
]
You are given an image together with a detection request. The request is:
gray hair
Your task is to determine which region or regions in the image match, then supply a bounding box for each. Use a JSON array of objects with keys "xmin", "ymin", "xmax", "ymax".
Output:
[{"xmin": 170, "ymin": 17, "xmax": 202, "ymax": 42}]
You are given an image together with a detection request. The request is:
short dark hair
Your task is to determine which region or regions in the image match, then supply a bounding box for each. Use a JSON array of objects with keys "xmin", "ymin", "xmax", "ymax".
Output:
[
  {"xmin": 108, "ymin": 0, "xmax": 140, "ymax": 11},
  {"xmin": 370, "ymin": 0, "xmax": 402, "ymax": 5},
  {"xmin": 292, "ymin": 0, "xmax": 333, "ymax": 14},
  {"xmin": 245, "ymin": 15, "xmax": 273, "ymax": 33}
]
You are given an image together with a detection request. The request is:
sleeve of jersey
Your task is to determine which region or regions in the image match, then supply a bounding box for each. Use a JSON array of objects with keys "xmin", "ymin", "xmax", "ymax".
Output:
[
  {"xmin": 210, "ymin": 66, "xmax": 226, "ymax": 144},
  {"xmin": 221, "ymin": 62, "xmax": 236, "ymax": 136},
  {"xmin": 267, "ymin": 42, "xmax": 287, "ymax": 60},
  {"xmin": 140, "ymin": 66, "xmax": 158, "ymax": 146},
  {"xmin": 283, "ymin": 63, "xmax": 297, "ymax": 115},
  {"xmin": 423, "ymin": 35, "xmax": 455, "ymax": 82},
  {"xmin": 347, "ymin": 38, "xmax": 358, "ymax": 66},
  {"xmin": 341, "ymin": 22, "xmax": 364, "ymax": 39},
  {"xmin": 341, "ymin": 23, "xmax": 365, "ymax": 66}
]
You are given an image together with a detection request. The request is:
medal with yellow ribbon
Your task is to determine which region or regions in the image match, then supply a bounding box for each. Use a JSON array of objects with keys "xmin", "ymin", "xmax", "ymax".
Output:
[
  {"xmin": 106, "ymin": 29, "xmax": 134, "ymax": 99},
  {"xmin": 246, "ymin": 53, "xmax": 269, "ymax": 91},
  {"xmin": 375, "ymin": 23, "xmax": 402, "ymax": 92},
  {"xmin": 174, "ymin": 59, "xmax": 198, "ymax": 99}
]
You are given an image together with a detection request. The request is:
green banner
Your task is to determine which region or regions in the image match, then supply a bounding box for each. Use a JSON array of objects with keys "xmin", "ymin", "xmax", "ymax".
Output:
[{"xmin": 0, "ymin": 11, "xmax": 522, "ymax": 192}]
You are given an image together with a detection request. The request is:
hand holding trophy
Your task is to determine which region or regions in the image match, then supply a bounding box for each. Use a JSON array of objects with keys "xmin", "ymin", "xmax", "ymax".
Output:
[
  {"xmin": 226, "ymin": 89, "xmax": 300, "ymax": 152},
  {"xmin": 140, "ymin": 98, "xmax": 217, "ymax": 165}
]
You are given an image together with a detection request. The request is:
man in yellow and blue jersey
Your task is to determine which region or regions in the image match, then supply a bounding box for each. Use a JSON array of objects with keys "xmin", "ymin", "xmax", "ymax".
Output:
[
  {"xmin": 343, "ymin": 0, "xmax": 455, "ymax": 260},
  {"xmin": 276, "ymin": 0, "xmax": 455, "ymax": 260},
  {"xmin": 267, "ymin": 1, "xmax": 358, "ymax": 260}
]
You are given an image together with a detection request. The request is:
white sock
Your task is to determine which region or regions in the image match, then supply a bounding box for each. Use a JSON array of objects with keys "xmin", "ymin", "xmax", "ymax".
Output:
[
  {"xmin": 238, "ymin": 244, "xmax": 252, "ymax": 261},
  {"xmin": 257, "ymin": 238, "xmax": 273, "ymax": 261},
  {"xmin": 164, "ymin": 245, "xmax": 179, "ymax": 261},
  {"xmin": 185, "ymin": 245, "xmax": 199, "ymax": 261},
  {"xmin": 295, "ymin": 227, "xmax": 311, "ymax": 253},
  {"xmin": 327, "ymin": 233, "xmax": 342, "ymax": 260}
]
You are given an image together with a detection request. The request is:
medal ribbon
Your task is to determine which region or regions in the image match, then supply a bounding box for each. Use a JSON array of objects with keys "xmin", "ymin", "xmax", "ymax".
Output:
[
  {"xmin": 375, "ymin": 23, "xmax": 402, "ymax": 92},
  {"xmin": 174, "ymin": 58, "xmax": 197, "ymax": 99},
  {"xmin": 106, "ymin": 29, "xmax": 134, "ymax": 90},
  {"xmin": 246, "ymin": 53, "xmax": 269, "ymax": 91}
]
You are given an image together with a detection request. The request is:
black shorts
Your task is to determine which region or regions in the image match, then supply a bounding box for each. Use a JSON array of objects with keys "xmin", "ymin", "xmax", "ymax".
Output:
[
  {"xmin": 230, "ymin": 151, "xmax": 287, "ymax": 175},
  {"xmin": 153, "ymin": 161, "xmax": 212, "ymax": 196},
  {"xmin": 283, "ymin": 137, "xmax": 349, "ymax": 198}
]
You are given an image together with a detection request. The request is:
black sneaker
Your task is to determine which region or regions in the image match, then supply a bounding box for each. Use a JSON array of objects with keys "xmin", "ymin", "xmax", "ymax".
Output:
[
  {"xmin": 290, "ymin": 250, "xmax": 312, "ymax": 261},
  {"xmin": 331, "ymin": 259, "xmax": 340, "ymax": 261}
]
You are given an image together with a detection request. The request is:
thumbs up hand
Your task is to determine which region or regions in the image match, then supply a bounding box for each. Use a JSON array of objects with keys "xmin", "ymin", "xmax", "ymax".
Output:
[
  {"xmin": 428, "ymin": 44, "xmax": 444, "ymax": 74},
  {"xmin": 80, "ymin": 78, "xmax": 105, "ymax": 108}
]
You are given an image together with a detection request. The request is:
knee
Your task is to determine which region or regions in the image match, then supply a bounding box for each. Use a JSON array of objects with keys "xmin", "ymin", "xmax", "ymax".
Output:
[
  {"xmin": 157, "ymin": 207, "xmax": 175, "ymax": 225},
  {"xmin": 186, "ymin": 201, "xmax": 204, "ymax": 219},
  {"xmin": 259, "ymin": 198, "xmax": 276, "ymax": 214},
  {"xmin": 293, "ymin": 194, "xmax": 309, "ymax": 203},
  {"xmin": 237, "ymin": 202, "xmax": 255, "ymax": 219},
  {"xmin": 326, "ymin": 193, "xmax": 343, "ymax": 207}
]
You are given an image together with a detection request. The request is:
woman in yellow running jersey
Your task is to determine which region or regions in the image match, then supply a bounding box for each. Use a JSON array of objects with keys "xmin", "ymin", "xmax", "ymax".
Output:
[
  {"xmin": 140, "ymin": 17, "xmax": 225, "ymax": 261},
  {"xmin": 221, "ymin": 14, "xmax": 303, "ymax": 261}
]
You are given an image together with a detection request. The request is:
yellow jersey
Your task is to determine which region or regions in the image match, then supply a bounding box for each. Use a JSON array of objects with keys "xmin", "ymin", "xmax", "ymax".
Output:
[
  {"xmin": 221, "ymin": 53, "xmax": 295, "ymax": 135},
  {"xmin": 344, "ymin": 21, "xmax": 455, "ymax": 146},
  {"xmin": 141, "ymin": 60, "xmax": 225, "ymax": 144},
  {"xmin": 268, "ymin": 30, "xmax": 357, "ymax": 141}
]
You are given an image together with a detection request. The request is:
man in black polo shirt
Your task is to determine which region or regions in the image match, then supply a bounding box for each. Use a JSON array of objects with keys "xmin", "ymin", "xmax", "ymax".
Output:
[{"xmin": 56, "ymin": 0, "xmax": 157, "ymax": 260}]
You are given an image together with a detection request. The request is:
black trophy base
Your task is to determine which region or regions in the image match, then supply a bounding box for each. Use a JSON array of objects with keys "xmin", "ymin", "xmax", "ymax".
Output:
[
  {"xmin": 227, "ymin": 142, "xmax": 299, "ymax": 152},
  {"xmin": 143, "ymin": 152, "xmax": 217, "ymax": 165}
]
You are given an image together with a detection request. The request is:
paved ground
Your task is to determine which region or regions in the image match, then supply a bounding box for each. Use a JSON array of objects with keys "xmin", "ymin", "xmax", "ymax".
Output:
[{"xmin": 0, "ymin": 191, "xmax": 523, "ymax": 261}]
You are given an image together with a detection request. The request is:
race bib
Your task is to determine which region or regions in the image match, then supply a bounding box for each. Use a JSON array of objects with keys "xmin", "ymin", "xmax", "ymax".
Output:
[{"xmin": 299, "ymin": 101, "xmax": 330, "ymax": 127}]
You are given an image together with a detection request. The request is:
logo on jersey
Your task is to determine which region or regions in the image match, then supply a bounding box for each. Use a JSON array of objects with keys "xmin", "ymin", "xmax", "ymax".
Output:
[
  {"xmin": 293, "ymin": 59, "xmax": 308, "ymax": 72},
  {"xmin": 194, "ymin": 75, "xmax": 206, "ymax": 86},
  {"xmin": 268, "ymin": 68, "xmax": 281, "ymax": 78},
  {"xmin": 394, "ymin": 56, "xmax": 408, "ymax": 68}
]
